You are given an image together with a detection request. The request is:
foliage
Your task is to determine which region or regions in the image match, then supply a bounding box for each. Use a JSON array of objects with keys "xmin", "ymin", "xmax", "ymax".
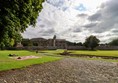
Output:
[
  {"xmin": 0, "ymin": 0, "xmax": 44, "ymax": 49},
  {"xmin": 21, "ymin": 39, "xmax": 33, "ymax": 46},
  {"xmin": 109, "ymin": 38, "xmax": 118, "ymax": 46},
  {"xmin": 67, "ymin": 41, "xmax": 83, "ymax": 46},
  {"xmin": 84, "ymin": 35, "xmax": 100, "ymax": 50},
  {"xmin": 76, "ymin": 42, "xmax": 83, "ymax": 46}
]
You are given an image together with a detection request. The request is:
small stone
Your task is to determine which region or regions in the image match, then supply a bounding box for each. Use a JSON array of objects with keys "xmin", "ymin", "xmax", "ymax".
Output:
[
  {"xmin": 17, "ymin": 57, "xmax": 21, "ymax": 59},
  {"xmin": 4, "ymin": 80, "xmax": 7, "ymax": 83}
]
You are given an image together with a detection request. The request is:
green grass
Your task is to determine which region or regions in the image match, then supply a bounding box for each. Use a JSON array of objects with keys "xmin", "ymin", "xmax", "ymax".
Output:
[
  {"xmin": 0, "ymin": 50, "xmax": 62, "ymax": 71},
  {"xmin": 1, "ymin": 50, "xmax": 118, "ymax": 71},
  {"xmin": 38, "ymin": 49, "xmax": 64, "ymax": 54},
  {"xmin": 69, "ymin": 50, "xmax": 118, "ymax": 57},
  {"xmin": 39, "ymin": 50, "xmax": 118, "ymax": 62},
  {"xmin": 71, "ymin": 56, "xmax": 118, "ymax": 62},
  {"xmin": 38, "ymin": 50, "xmax": 118, "ymax": 57}
]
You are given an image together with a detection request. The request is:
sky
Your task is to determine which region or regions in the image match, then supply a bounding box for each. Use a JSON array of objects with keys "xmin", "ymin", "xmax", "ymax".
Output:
[{"xmin": 22, "ymin": 0, "xmax": 118, "ymax": 43}]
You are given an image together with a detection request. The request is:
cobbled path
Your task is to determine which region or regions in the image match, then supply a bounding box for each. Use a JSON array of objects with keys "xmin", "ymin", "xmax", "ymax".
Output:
[{"xmin": 0, "ymin": 58, "xmax": 118, "ymax": 83}]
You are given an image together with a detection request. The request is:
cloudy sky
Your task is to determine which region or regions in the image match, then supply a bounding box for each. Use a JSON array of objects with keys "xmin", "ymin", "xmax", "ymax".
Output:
[{"xmin": 22, "ymin": 0, "xmax": 118, "ymax": 43}]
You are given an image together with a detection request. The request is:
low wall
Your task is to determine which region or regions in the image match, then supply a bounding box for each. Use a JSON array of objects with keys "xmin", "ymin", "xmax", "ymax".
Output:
[
  {"xmin": 97, "ymin": 46, "xmax": 118, "ymax": 50},
  {"xmin": 67, "ymin": 46, "xmax": 118, "ymax": 50},
  {"xmin": 8, "ymin": 46, "xmax": 57, "ymax": 50},
  {"xmin": 8, "ymin": 46, "xmax": 118, "ymax": 50},
  {"xmin": 67, "ymin": 46, "xmax": 87, "ymax": 50}
]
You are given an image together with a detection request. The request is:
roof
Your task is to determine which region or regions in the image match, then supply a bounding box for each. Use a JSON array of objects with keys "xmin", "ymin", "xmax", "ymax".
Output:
[
  {"xmin": 31, "ymin": 38, "xmax": 47, "ymax": 41},
  {"xmin": 56, "ymin": 39, "xmax": 66, "ymax": 41}
]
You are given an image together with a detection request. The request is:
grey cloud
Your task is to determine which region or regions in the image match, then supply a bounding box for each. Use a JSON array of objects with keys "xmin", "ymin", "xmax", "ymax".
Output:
[
  {"xmin": 112, "ymin": 29, "xmax": 118, "ymax": 33},
  {"xmin": 62, "ymin": 6, "xmax": 69, "ymax": 11},
  {"xmin": 73, "ymin": 28, "xmax": 81, "ymax": 32},
  {"xmin": 77, "ymin": 13, "xmax": 88, "ymax": 17},
  {"xmin": 43, "ymin": 28, "xmax": 55, "ymax": 34},
  {"xmin": 43, "ymin": 18, "xmax": 56, "ymax": 28},
  {"xmin": 88, "ymin": 12, "xmax": 102, "ymax": 21},
  {"xmin": 39, "ymin": 24, "xmax": 45, "ymax": 28},
  {"xmin": 83, "ymin": 23, "xmax": 97, "ymax": 28},
  {"xmin": 86, "ymin": 0, "xmax": 118, "ymax": 34},
  {"xmin": 93, "ymin": 21, "xmax": 115, "ymax": 33},
  {"xmin": 38, "ymin": 28, "xmax": 55, "ymax": 36},
  {"xmin": 23, "ymin": 27, "xmax": 55, "ymax": 39},
  {"xmin": 37, "ymin": 18, "xmax": 42, "ymax": 22},
  {"xmin": 103, "ymin": 0, "xmax": 118, "ymax": 17},
  {"xmin": 72, "ymin": 25, "xmax": 82, "ymax": 32}
]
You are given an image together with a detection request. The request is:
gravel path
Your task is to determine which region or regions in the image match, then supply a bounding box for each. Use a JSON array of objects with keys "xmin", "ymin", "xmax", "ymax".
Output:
[{"xmin": 0, "ymin": 58, "xmax": 118, "ymax": 83}]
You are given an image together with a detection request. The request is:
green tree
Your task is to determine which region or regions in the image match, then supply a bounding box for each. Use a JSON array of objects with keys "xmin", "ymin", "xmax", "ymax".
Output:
[
  {"xmin": 76, "ymin": 42, "xmax": 83, "ymax": 46},
  {"xmin": 84, "ymin": 35, "xmax": 100, "ymax": 50},
  {"xmin": 0, "ymin": 0, "xmax": 44, "ymax": 49},
  {"xmin": 21, "ymin": 39, "xmax": 33, "ymax": 46},
  {"xmin": 109, "ymin": 38, "xmax": 118, "ymax": 46}
]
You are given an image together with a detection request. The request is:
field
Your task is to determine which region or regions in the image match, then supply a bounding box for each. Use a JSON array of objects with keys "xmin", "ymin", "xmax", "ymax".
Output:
[
  {"xmin": 0, "ymin": 50, "xmax": 118, "ymax": 82},
  {"xmin": 39, "ymin": 50, "xmax": 118, "ymax": 62},
  {"xmin": 0, "ymin": 50, "xmax": 118, "ymax": 71},
  {"xmin": 69, "ymin": 50, "xmax": 118, "ymax": 57},
  {"xmin": 0, "ymin": 50, "xmax": 62, "ymax": 71},
  {"xmin": 39, "ymin": 50, "xmax": 118, "ymax": 57}
]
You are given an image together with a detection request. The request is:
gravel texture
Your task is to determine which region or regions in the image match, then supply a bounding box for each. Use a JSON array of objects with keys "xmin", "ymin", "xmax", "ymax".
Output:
[{"xmin": 0, "ymin": 58, "xmax": 118, "ymax": 83}]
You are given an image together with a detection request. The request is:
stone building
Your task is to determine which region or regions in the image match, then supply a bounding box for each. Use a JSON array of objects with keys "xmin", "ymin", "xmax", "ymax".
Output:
[
  {"xmin": 29, "ymin": 35, "xmax": 67, "ymax": 49},
  {"xmin": 15, "ymin": 42, "xmax": 23, "ymax": 47},
  {"xmin": 55, "ymin": 39, "xmax": 67, "ymax": 48},
  {"xmin": 31, "ymin": 38, "xmax": 47, "ymax": 46}
]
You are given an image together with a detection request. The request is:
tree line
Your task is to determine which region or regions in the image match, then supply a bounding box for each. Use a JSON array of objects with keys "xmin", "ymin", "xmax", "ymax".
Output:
[
  {"xmin": 67, "ymin": 36, "xmax": 118, "ymax": 50},
  {"xmin": 21, "ymin": 36, "xmax": 118, "ymax": 50}
]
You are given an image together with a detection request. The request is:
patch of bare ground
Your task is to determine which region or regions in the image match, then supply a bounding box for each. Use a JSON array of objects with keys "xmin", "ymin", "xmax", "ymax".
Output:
[
  {"xmin": 0, "ymin": 58, "xmax": 118, "ymax": 83},
  {"xmin": 10, "ymin": 55, "xmax": 41, "ymax": 60}
]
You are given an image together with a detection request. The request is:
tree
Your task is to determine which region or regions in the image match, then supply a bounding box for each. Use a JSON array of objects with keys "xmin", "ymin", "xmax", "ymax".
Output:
[
  {"xmin": 84, "ymin": 35, "xmax": 100, "ymax": 50},
  {"xmin": 109, "ymin": 38, "xmax": 118, "ymax": 46},
  {"xmin": 21, "ymin": 39, "xmax": 33, "ymax": 46},
  {"xmin": 66, "ymin": 41, "xmax": 83, "ymax": 46},
  {"xmin": 0, "ymin": 0, "xmax": 44, "ymax": 49},
  {"xmin": 76, "ymin": 42, "xmax": 83, "ymax": 46}
]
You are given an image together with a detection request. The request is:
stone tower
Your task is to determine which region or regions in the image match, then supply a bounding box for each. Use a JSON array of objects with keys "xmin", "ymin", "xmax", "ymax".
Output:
[{"xmin": 53, "ymin": 35, "xmax": 56, "ymax": 47}]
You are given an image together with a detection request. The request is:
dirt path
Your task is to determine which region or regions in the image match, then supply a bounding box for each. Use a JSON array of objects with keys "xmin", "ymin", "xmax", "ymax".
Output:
[{"xmin": 0, "ymin": 58, "xmax": 118, "ymax": 83}]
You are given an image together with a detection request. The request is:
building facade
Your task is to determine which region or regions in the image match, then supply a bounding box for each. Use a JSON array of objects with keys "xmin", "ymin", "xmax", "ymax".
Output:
[{"xmin": 28, "ymin": 35, "xmax": 67, "ymax": 49}]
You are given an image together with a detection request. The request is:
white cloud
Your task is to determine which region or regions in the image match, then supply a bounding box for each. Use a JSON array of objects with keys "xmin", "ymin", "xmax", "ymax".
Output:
[{"xmin": 22, "ymin": 0, "xmax": 117, "ymax": 43}]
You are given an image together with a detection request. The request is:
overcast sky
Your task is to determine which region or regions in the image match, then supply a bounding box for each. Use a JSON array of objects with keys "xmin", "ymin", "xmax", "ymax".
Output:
[{"xmin": 22, "ymin": 0, "xmax": 118, "ymax": 43}]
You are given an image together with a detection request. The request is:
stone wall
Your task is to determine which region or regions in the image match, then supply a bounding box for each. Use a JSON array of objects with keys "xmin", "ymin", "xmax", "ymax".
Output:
[
  {"xmin": 97, "ymin": 46, "xmax": 118, "ymax": 50},
  {"xmin": 9, "ymin": 46, "xmax": 118, "ymax": 50}
]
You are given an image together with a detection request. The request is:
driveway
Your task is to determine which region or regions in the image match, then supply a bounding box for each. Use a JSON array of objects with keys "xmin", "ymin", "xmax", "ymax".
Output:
[{"xmin": 0, "ymin": 58, "xmax": 118, "ymax": 83}]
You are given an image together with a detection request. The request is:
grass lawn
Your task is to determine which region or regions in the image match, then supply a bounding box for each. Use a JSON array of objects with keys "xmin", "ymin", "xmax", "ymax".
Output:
[
  {"xmin": 0, "ymin": 50, "xmax": 62, "ymax": 71},
  {"xmin": 39, "ymin": 50, "xmax": 118, "ymax": 62},
  {"xmin": 69, "ymin": 50, "xmax": 118, "ymax": 57},
  {"xmin": 38, "ymin": 50, "xmax": 118, "ymax": 57},
  {"xmin": 1, "ymin": 50, "xmax": 118, "ymax": 71},
  {"xmin": 38, "ymin": 49, "xmax": 64, "ymax": 54}
]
